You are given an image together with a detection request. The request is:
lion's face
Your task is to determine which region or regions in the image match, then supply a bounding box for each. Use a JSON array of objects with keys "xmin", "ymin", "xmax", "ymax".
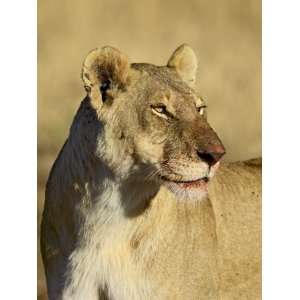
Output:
[{"xmin": 81, "ymin": 45, "xmax": 225, "ymax": 200}]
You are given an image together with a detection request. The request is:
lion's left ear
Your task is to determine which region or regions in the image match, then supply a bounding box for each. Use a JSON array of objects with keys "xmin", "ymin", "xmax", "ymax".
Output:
[
  {"xmin": 81, "ymin": 46, "xmax": 130, "ymax": 108},
  {"xmin": 167, "ymin": 44, "xmax": 197, "ymax": 87}
]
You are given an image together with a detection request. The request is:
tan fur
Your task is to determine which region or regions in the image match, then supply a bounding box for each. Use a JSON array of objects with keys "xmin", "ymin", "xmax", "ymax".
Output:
[
  {"xmin": 167, "ymin": 44, "xmax": 198, "ymax": 87},
  {"xmin": 41, "ymin": 45, "xmax": 261, "ymax": 300}
]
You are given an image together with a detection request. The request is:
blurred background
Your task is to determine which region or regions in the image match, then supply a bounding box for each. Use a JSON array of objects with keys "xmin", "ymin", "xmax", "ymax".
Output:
[{"xmin": 38, "ymin": 0, "xmax": 261, "ymax": 298}]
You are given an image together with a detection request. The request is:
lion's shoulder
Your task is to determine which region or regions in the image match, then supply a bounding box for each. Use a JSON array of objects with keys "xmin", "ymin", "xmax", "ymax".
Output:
[
  {"xmin": 220, "ymin": 157, "xmax": 261, "ymax": 178},
  {"xmin": 242, "ymin": 157, "xmax": 262, "ymax": 168}
]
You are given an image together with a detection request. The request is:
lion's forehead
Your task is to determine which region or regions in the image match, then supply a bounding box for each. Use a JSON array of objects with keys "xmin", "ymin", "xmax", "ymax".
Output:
[
  {"xmin": 131, "ymin": 63, "xmax": 203, "ymax": 110},
  {"xmin": 133, "ymin": 63, "xmax": 189, "ymax": 91}
]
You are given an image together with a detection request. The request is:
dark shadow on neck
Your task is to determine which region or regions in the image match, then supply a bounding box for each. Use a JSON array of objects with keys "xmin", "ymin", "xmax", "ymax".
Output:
[{"xmin": 119, "ymin": 178, "xmax": 161, "ymax": 218}]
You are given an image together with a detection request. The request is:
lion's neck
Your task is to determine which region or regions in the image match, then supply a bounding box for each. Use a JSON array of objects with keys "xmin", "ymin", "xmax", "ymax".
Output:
[
  {"xmin": 48, "ymin": 101, "xmax": 161, "ymax": 235},
  {"xmin": 53, "ymin": 134, "xmax": 159, "ymax": 221}
]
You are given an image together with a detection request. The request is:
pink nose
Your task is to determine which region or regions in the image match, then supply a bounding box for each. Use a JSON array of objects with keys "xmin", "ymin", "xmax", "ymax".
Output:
[{"xmin": 197, "ymin": 144, "xmax": 226, "ymax": 166}]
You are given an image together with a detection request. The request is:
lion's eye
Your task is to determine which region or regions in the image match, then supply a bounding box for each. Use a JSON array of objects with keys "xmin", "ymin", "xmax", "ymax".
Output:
[
  {"xmin": 154, "ymin": 106, "xmax": 165, "ymax": 113},
  {"xmin": 151, "ymin": 105, "xmax": 169, "ymax": 120},
  {"xmin": 197, "ymin": 105, "xmax": 207, "ymax": 116}
]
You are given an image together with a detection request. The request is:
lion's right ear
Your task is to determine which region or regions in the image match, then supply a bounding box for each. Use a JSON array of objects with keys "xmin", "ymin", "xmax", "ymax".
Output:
[
  {"xmin": 167, "ymin": 44, "xmax": 197, "ymax": 88},
  {"xmin": 81, "ymin": 46, "xmax": 130, "ymax": 108}
]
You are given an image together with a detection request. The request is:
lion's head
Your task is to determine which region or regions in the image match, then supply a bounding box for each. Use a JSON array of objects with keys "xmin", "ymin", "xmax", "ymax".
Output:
[{"xmin": 77, "ymin": 44, "xmax": 225, "ymax": 201}]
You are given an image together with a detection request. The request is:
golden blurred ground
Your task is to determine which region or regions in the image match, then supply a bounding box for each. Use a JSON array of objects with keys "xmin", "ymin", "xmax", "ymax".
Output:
[{"xmin": 37, "ymin": 0, "xmax": 261, "ymax": 298}]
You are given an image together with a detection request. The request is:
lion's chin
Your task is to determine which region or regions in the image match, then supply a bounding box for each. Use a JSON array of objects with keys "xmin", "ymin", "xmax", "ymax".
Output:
[{"xmin": 162, "ymin": 179, "xmax": 209, "ymax": 201}]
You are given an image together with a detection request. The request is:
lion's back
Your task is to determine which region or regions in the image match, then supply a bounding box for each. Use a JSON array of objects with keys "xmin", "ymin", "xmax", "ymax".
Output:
[{"xmin": 209, "ymin": 158, "xmax": 261, "ymax": 299}]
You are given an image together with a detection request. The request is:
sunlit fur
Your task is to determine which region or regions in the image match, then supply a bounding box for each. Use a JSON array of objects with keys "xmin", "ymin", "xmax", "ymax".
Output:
[{"xmin": 41, "ymin": 46, "xmax": 260, "ymax": 300}]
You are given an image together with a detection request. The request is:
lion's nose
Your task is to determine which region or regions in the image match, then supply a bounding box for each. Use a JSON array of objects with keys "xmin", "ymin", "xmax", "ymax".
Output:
[{"xmin": 197, "ymin": 145, "xmax": 226, "ymax": 166}]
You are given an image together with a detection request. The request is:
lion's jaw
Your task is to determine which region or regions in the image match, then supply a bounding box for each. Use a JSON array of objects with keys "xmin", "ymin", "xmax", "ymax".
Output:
[
  {"xmin": 158, "ymin": 161, "xmax": 220, "ymax": 201},
  {"xmin": 101, "ymin": 132, "xmax": 221, "ymax": 203}
]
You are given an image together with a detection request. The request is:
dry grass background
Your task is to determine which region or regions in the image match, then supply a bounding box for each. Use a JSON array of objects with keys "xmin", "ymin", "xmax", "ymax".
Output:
[{"xmin": 37, "ymin": 0, "xmax": 261, "ymax": 298}]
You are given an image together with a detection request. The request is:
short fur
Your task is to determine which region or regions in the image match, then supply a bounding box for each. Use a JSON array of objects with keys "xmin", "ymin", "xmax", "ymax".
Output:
[{"xmin": 41, "ymin": 45, "xmax": 261, "ymax": 300}]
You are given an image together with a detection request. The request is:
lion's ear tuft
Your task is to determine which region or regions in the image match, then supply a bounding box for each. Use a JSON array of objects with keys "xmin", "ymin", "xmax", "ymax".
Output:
[
  {"xmin": 167, "ymin": 44, "xmax": 197, "ymax": 87},
  {"xmin": 82, "ymin": 46, "xmax": 130, "ymax": 107}
]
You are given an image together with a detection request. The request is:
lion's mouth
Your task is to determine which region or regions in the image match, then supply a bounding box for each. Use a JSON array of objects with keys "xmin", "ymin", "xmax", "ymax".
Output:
[{"xmin": 160, "ymin": 175, "xmax": 209, "ymax": 189}]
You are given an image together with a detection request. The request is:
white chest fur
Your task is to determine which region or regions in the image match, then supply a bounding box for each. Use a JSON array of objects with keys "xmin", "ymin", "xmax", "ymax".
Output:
[
  {"xmin": 61, "ymin": 185, "xmax": 218, "ymax": 300},
  {"xmin": 62, "ymin": 212, "xmax": 159, "ymax": 300}
]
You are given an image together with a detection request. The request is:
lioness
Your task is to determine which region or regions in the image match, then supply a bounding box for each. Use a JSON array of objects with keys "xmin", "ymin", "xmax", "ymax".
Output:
[{"xmin": 41, "ymin": 45, "xmax": 261, "ymax": 300}]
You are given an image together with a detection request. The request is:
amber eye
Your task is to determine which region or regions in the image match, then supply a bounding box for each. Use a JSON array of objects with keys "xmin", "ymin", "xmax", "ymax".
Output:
[
  {"xmin": 153, "ymin": 106, "xmax": 165, "ymax": 113},
  {"xmin": 151, "ymin": 105, "xmax": 169, "ymax": 120}
]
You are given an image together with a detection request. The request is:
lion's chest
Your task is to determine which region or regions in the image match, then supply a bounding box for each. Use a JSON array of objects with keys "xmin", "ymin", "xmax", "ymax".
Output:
[
  {"xmin": 92, "ymin": 217, "xmax": 165, "ymax": 299},
  {"xmin": 93, "ymin": 213, "xmax": 219, "ymax": 300}
]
